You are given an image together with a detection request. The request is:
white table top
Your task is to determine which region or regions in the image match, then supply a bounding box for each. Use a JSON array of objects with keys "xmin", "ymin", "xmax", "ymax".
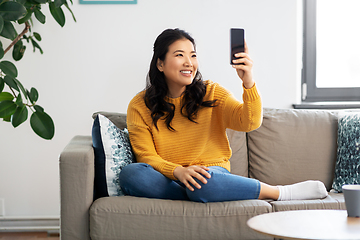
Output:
[{"xmin": 247, "ymin": 210, "xmax": 360, "ymax": 240}]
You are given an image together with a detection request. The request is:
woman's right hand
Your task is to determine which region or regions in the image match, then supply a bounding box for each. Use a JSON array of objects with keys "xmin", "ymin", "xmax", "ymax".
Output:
[{"xmin": 173, "ymin": 165, "xmax": 211, "ymax": 191}]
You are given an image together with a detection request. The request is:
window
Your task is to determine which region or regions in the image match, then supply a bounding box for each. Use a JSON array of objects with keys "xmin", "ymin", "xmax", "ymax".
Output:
[{"xmin": 301, "ymin": 0, "xmax": 360, "ymax": 106}]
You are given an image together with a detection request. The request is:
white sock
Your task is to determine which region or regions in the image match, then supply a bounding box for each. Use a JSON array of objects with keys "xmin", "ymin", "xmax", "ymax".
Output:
[{"xmin": 277, "ymin": 180, "xmax": 328, "ymax": 201}]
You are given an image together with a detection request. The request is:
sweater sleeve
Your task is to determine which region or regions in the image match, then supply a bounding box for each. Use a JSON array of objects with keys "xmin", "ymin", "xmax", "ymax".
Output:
[
  {"xmin": 222, "ymin": 83, "xmax": 262, "ymax": 132},
  {"xmin": 126, "ymin": 96, "xmax": 181, "ymax": 180}
]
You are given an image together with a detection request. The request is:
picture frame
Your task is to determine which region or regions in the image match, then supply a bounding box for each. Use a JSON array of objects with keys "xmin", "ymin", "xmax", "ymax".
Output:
[{"xmin": 80, "ymin": 0, "xmax": 136, "ymax": 4}]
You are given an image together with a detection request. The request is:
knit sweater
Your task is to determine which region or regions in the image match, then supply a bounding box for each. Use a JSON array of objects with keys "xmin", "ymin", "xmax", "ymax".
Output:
[{"xmin": 126, "ymin": 80, "xmax": 262, "ymax": 180}]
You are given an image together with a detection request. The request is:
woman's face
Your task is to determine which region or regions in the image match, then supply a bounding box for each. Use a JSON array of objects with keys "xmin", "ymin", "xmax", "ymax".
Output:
[{"xmin": 157, "ymin": 39, "xmax": 198, "ymax": 98}]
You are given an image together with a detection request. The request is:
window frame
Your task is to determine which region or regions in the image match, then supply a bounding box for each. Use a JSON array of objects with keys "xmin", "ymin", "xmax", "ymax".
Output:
[{"xmin": 302, "ymin": 0, "xmax": 360, "ymax": 102}]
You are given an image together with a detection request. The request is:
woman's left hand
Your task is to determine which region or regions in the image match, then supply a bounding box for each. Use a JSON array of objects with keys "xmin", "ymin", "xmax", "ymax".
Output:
[{"xmin": 232, "ymin": 41, "xmax": 254, "ymax": 89}]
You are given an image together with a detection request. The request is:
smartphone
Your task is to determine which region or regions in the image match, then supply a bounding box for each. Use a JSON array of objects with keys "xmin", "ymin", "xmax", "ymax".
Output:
[{"xmin": 230, "ymin": 28, "xmax": 245, "ymax": 65}]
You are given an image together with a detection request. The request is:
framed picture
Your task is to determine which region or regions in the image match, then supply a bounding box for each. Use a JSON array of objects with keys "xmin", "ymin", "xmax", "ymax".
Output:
[{"xmin": 80, "ymin": 0, "xmax": 136, "ymax": 4}]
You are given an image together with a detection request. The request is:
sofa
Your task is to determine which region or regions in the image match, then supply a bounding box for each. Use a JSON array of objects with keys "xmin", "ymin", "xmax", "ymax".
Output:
[{"xmin": 59, "ymin": 108, "xmax": 348, "ymax": 240}]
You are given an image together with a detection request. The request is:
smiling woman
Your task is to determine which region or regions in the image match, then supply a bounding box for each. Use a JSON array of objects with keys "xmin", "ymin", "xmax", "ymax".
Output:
[
  {"xmin": 143, "ymin": 29, "xmax": 217, "ymax": 131},
  {"xmin": 119, "ymin": 28, "xmax": 328, "ymax": 203},
  {"xmin": 156, "ymin": 39, "xmax": 199, "ymax": 98}
]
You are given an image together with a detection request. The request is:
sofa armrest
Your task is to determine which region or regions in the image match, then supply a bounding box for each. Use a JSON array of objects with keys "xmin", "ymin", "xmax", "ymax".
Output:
[{"xmin": 59, "ymin": 136, "xmax": 94, "ymax": 240}]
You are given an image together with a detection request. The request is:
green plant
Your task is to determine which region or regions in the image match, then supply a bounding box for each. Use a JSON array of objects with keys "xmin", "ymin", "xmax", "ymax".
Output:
[{"xmin": 0, "ymin": 0, "xmax": 75, "ymax": 140}]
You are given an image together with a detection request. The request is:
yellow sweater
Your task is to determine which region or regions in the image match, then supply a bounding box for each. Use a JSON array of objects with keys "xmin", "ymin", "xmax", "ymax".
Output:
[{"xmin": 126, "ymin": 80, "xmax": 262, "ymax": 180}]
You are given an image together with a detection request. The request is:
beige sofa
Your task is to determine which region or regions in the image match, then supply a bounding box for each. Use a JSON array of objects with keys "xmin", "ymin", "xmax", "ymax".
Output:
[{"xmin": 59, "ymin": 108, "xmax": 346, "ymax": 240}]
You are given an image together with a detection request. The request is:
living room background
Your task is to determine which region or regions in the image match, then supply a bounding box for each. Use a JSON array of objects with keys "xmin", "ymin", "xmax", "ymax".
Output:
[{"xmin": 0, "ymin": 0, "xmax": 302, "ymax": 223}]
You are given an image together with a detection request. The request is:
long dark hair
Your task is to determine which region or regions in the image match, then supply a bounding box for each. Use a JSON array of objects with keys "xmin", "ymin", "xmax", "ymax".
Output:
[{"xmin": 145, "ymin": 28, "xmax": 217, "ymax": 131}]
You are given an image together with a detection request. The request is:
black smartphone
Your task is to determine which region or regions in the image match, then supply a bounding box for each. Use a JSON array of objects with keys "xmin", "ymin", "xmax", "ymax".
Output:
[{"xmin": 230, "ymin": 28, "xmax": 245, "ymax": 65}]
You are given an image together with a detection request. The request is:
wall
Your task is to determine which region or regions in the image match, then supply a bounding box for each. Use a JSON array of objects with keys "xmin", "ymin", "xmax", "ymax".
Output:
[{"xmin": 0, "ymin": 0, "xmax": 302, "ymax": 218}]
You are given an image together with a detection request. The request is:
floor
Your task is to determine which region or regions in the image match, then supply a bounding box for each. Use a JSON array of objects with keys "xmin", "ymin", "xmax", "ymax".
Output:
[{"xmin": 0, "ymin": 232, "xmax": 59, "ymax": 240}]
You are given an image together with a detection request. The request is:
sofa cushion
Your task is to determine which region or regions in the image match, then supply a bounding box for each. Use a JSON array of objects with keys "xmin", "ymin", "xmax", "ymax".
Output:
[
  {"xmin": 247, "ymin": 108, "xmax": 338, "ymax": 190},
  {"xmin": 90, "ymin": 196, "xmax": 272, "ymax": 240},
  {"xmin": 270, "ymin": 192, "xmax": 346, "ymax": 212},
  {"xmin": 92, "ymin": 114, "xmax": 135, "ymax": 199},
  {"xmin": 92, "ymin": 111, "xmax": 127, "ymax": 129},
  {"xmin": 332, "ymin": 113, "xmax": 360, "ymax": 192},
  {"xmin": 227, "ymin": 129, "xmax": 248, "ymax": 177}
]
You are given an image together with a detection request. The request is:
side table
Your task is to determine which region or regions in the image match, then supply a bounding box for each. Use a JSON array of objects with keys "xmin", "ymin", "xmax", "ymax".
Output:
[{"xmin": 247, "ymin": 210, "xmax": 360, "ymax": 240}]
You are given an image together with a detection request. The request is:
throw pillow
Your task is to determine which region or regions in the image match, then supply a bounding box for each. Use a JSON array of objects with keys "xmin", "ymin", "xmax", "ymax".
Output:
[
  {"xmin": 92, "ymin": 114, "xmax": 135, "ymax": 199},
  {"xmin": 332, "ymin": 113, "xmax": 360, "ymax": 192}
]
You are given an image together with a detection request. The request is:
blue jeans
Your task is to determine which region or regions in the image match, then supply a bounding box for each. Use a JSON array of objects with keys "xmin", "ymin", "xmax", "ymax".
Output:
[{"xmin": 119, "ymin": 163, "xmax": 260, "ymax": 203}]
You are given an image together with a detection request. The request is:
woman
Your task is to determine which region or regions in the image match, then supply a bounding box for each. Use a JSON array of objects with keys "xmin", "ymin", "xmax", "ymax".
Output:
[{"xmin": 120, "ymin": 28, "xmax": 328, "ymax": 202}]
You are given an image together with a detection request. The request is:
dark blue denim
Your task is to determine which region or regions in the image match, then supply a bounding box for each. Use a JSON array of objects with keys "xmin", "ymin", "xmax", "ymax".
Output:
[{"xmin": 119, "ymin": 163, "xmax": 260, "ymax": 203}]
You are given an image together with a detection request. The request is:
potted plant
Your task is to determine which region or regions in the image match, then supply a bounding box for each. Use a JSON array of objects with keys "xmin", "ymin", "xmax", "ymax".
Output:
[{"xmin": 0, "ymin": 0, "xmax": 75, "ymax": 140}]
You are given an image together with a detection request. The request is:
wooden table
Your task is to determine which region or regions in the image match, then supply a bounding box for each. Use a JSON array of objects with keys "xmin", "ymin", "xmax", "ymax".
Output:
[{"xmin": 247, "ymin": 210, "xmax": 360, "ymax": 240}]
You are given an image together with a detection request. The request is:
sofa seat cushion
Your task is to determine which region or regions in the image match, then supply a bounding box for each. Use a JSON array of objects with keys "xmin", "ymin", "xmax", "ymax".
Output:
[
  {"xmin": 270, "ymin": 192, "xmax": 345, "ymax": 212},
  {"xmin": 90, "ymin": 196, "xmax": 273, "ymax": 240}
]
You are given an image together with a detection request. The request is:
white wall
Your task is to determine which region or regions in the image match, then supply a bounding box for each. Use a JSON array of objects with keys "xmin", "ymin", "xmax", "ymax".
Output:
[{"xmin": 0, "ymin": 0, "xmax": 302, "ymax": 217}]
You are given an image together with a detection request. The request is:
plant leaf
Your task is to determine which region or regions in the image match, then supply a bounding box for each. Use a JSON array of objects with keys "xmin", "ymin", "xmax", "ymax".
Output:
[
  {"xmin": 0, "ymin": 77, "xmax": 4, "ymax": 92},
  {"xmin": 30, "ymin": 110, "xmax": 55, "ymax": 140},
  {"xmin": 0, "ymin": 92, "xmax": 14, "ymax": 101},
  {"xmin": 55, "ymin": 0, "xmax": 66, "ymax": 8},
  {"xmin": 18, "ymin": 9, "xmax": 32, "ymax": 24},
  {"xmin": 33, "ymin": 105, "xmax": 44, "ymax": 112},
  {"xmin": 0, "ymin": 15, "xmax": 4, "ymax": 34},
  {"xmin": 0, "ymin": 21, "xmax": 17, "ymax": 40},
  {"xmin": 14, "ymin": 79, "xmax": 28, "ymax": 101},
  {"xmin": 33, "ymin": 32, "xmax": 41, "ymax": 41},
  {"xmin": 0, "ymin": 44, "xmax": 4, "ymax": 59},
  {"xmin": 33, "ymin": 0, "xmax": 48, "ymax": 4},
  {"xmin": 31, "ymin": 39, "xmax": 43, "ymax": 54},
  {"xmin": 64, "ymin": 3, "xmax": 76, "ymax": 22},
  {"xmin": 0, "ymin": 100, "xmax": 16, "ymax": 118},
  {"xmin": 3, "ymin": 76, "xmax": 19, "ymax": 91},
  {"xmin": 12, "ymin": 40, "xmax": 26, "ymax": 61},
  {"xmin": 0, "ymin": 61, "xmax": 18, "ymax": 78},
  {"xmin": 15, "ymin": 92, "xmax": 23, "ymax": 107},
  {"xmin": 34, "ymin": 8, "xmax": 45, "ymax": 24},
  {"xmin": 3, "ymin": 115, "xmax": 10, "ymax": 122},
  {"xmin": 11, "ymin": 105, "xmax": 28, "ymax": 127},
  {"xmin": 0, "ymin": 2, "xmax": 27, "ymax": 21},
  {"xmin": 16, "ymin": 0, "xmax": 26, "ymax": 5},
  {"xmin": 49, "ymin": 2, "xmax": 65, "ymax": 27},
  {"xmin": 29, "ymin": 87, "xmax": 38, "ymax": 103}
]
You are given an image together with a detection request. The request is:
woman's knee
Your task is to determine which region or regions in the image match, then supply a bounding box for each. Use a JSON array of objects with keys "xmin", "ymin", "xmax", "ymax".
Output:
[
  {"xmin": 186, "ymin": 168, "xmax": 259, "ymax": 202},
  {"xmin": 186, "ymin": 172, "xmax": 220, "ymax": 203},
  {"xmin": 119, "ymin": 163, "xmax": 152, "ymax": 190}
]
